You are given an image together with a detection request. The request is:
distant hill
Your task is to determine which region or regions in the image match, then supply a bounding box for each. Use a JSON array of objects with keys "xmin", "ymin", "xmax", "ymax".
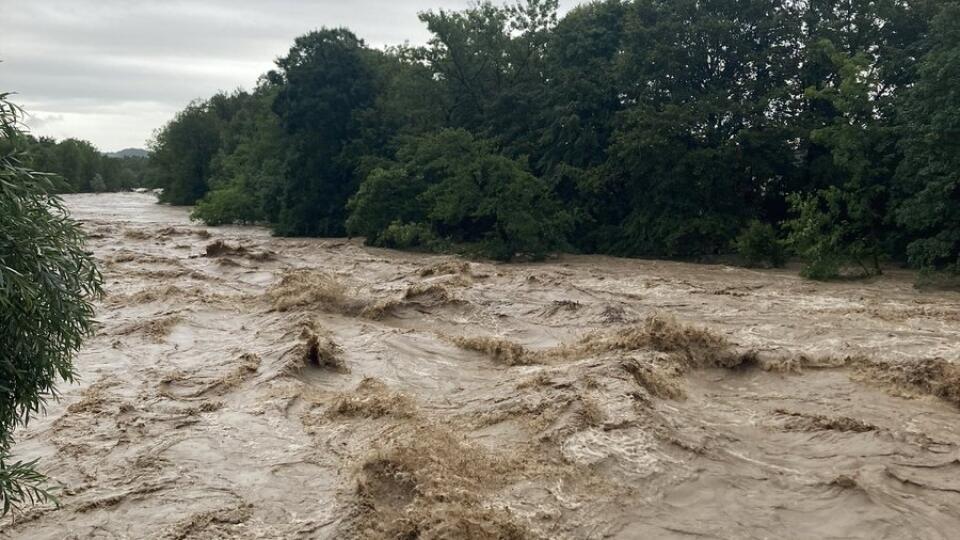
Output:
[{"xmin": 106, "ymin": 148, "xmax": 149, "ymax": 159}]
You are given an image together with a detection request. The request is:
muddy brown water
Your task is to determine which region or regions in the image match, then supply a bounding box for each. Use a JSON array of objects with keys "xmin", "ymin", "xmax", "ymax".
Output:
[{"xmin": 2, "ymin": 192, "xmax": 959, "ymax": 539}]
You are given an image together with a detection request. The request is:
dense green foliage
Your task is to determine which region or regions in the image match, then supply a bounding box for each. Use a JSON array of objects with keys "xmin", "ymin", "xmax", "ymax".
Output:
[
  {"xmin": 3, "ymin": 134, "xmax": 150, "ymax": 193},
  {"xmin": 0, "ymin": 94, "xmax": 103, "ymax": 514},
  {"xmin": 271, "ymin": 29, "xmax": 378, "ymax": 236},
  {"xmin": 895, "ymin": 4, "xmax": 960, "ymax": 274},
  {"xmin": 151, "ymin": 96, "xmax": 238, "ymax": 204},
  {"xmin": 347, "ymin": 129, "xmax": 570, "ymax": 259},
  {"xmin": 784, "ymin": 189, "xmax": 883, "ymax": 279},
  {"xmin": 151, "ymin": 0, "xmax": 960, "ymax": 272},
  {"xmin": 735, "ymin": 221, "xmax": 786, "ymax": 269}
]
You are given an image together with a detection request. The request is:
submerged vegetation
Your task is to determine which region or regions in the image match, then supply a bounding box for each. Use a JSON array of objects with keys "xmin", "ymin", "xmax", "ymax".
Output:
[{"xmin": 148, "ymin": 0, "xmax": 960, "ymax": 277}]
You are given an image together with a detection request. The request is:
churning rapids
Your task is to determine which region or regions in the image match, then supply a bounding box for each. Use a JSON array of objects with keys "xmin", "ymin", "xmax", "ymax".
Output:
[{"xmin": 2, "ymin": 192, "xmax": 960, "ymax": 539}]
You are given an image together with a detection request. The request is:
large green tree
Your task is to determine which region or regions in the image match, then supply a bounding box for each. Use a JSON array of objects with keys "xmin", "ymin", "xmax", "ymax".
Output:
[
  {"xmin": 896, "ymin": 3, "xmax": 960, "ymax": 272},
  {"xmin": 150, "ymin": 92, "xmax": 245, "ymax": 205},
  {"xmin": 192, "ymin": 83, "xmax": 287, "ymax": 225},
  {"xmin": 537, "ymin": 0, "xmax": 626, "ymax": 172},
  {"xmin": 789, "ymin": 0, "xmax": 937, "ymax": 274},
  {"xmin": 271, "ymin": 28, "xmax": 377, "ymax": 236},
  {"xmin": 418, "ymin": 0, "xmax": 559, "ymax": 157},
  {"xmin": 0, "ymin": 93, "xmax": 102, "ymax": 514},
  {"xmin": 591, "ymin": 0, "xmax": 802, "ymax": 257}
]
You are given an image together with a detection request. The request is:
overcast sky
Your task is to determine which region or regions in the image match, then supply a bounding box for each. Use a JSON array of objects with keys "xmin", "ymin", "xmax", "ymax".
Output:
[{"xmin": 1, "ymin": 1, "xmax": 581, "ymax": 152}]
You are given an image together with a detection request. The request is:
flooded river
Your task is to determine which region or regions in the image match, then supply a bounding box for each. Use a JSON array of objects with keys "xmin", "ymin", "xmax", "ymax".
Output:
[{"xmin": 3, "ymin": 192, "xmax": 959, "ymax": 539}]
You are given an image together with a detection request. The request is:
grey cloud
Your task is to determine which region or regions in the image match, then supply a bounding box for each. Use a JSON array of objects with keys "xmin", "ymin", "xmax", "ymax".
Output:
[
  {"xmin": 0, "ymin": 0, "xmax": 581, "ymax": 151},
  {"xmin": 24, "ymin": 112, "xmax": 64, "ymax": 130}
]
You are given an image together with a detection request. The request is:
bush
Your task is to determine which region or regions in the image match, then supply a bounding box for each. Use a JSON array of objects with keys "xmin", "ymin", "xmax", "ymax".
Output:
[
  {"xmin": 346, "ymin": 167, "xmax": 426, "ymax": 243},
  {"xmin": 904, "ymin": 237, "xmax": 960, "ymax": 275},
  {"xmin": 784, "ymin": 189, "xmax": 882, "ymax": 280},
  {"xmin": 378, "ymin": 220, "xmax": 446, "ymax": 252},
  {"xmin": 192, "ymin": 186, "xmax": 261, "ymax": 225},
  {"xmin": 346, "ymin": 129, "xmax": 570, "ymax": 261},
  {"xmin": 90, "ymin": 173, "xmax": 106, "ymax": 193},
  {"xmin": 734, "ymin": 220, "xmax": 786, "ymax": 268},
  {"xmin": 0, "ymin": 94, "xmax": 103, "ymax": 514}
]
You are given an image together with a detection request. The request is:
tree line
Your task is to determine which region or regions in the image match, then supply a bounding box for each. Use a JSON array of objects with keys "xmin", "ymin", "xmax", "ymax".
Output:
[
  {"xmin": 7, "ymin": 135, "xmax": 153, "ymax": 193},
  {"xmin": 149, "ymin": 0, "xmax": 960, "ymax": 279}
]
